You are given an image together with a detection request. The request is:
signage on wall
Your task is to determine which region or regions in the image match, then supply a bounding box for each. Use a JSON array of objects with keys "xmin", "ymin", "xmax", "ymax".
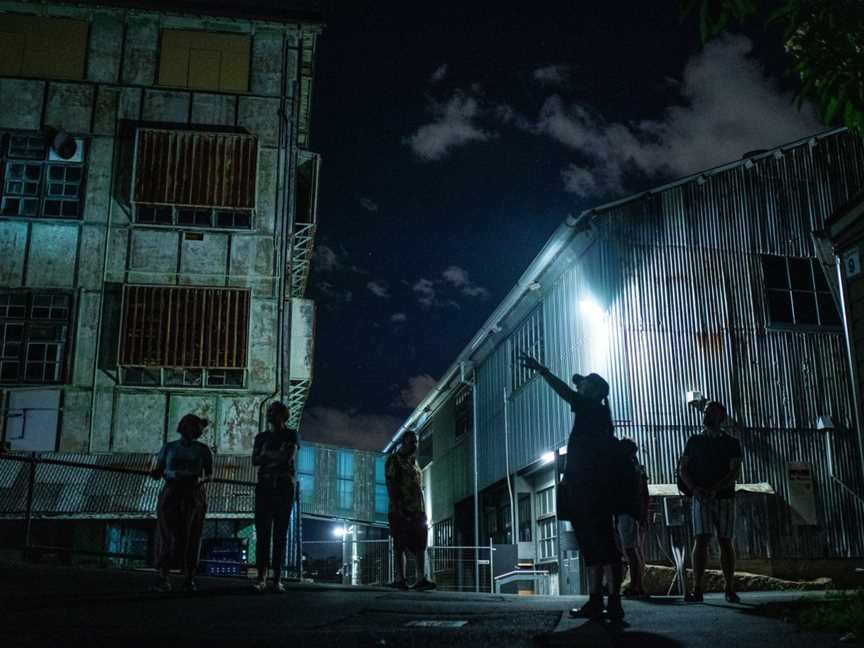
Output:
[
  {"xmin": 844, "ymin": 247, "xmax": 861, "ymax": 278},
  {"xmin": 787, "ymin": 462, "xmax": 818, "ymax": 526}
]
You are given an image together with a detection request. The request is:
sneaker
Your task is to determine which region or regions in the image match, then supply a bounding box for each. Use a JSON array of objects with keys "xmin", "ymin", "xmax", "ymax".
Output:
[
  {"xmin": 411, "ymin": 578, "xmax": 437, "ymax": 592},
  {"xmin": 724, "ymin": 591, "xmax": 741, "ymax": 604},
  {"xmin": 253, "ymin": 580, "xmax": 268, "ymax": 593},
  {"xmin": 569, "ymin": 597, "xmax": 605, "ymax": 620},
  {"xmin": 273, "ymin": 581, "xmax": 286, "ymax": 594},
  {"xmin": 605, "ymin": 596, "xmax": 625, "ymax": 620},
  {"xmin": 385, "ymin": 579, "xmax": 409, "ymax": 590},
  {"xmin": 151, "ymin": 578, "xmax": 172, "ymax": 593},
  {"xmin": 180, "ymin": 579, "xmax": 197, "ymax": 592},
  {"xmin": 684, "ymin": 591, "xmax": 704, "ymax": 603}
]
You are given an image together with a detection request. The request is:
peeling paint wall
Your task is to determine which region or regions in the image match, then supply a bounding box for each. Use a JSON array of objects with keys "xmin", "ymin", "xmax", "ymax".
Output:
[{"xmin": 0, "ymin": 1, "xmax": 319, "ymax": 463}]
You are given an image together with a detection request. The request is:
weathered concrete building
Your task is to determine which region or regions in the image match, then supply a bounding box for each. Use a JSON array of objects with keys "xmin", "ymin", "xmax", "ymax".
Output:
[
  {"xmin": 0, "ymin": 0, "xmax": 320, "ymax": 454},
  {"xmin": 0, "ymin": 0, "xmax": 336, "ymax": 562},
  {"xmin": 387, "ymin": 128, "xmax": 864, "ymax": 594}
]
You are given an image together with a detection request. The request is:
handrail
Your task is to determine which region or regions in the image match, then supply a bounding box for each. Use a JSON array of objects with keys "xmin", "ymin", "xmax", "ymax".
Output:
[
  {"xmin": 832, "ymin": 476, "xmax": 864, "ymax": 509},
  {"xmin": 494, "ymin": 569, "xmax": 549, "ymax": 581}
]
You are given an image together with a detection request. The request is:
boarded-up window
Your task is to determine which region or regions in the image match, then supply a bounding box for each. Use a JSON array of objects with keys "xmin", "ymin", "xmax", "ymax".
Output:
[
  {"xmin": 132, "ymin": 129, "xmax": 257, "ymax": 229},
  {"xmin": 0, "ymin": 15, "xmax": 88, "ymax": 80},
  {"xmin": 158, "ymin": 30, "xmax": 250, "ymax": 93},
  {"xmin": 119, "ymin": 286, "xmax": 250, "ymax": 373}
]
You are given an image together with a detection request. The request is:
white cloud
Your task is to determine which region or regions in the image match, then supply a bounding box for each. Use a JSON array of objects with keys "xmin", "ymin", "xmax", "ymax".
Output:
[
  {"xmin": 392, "ymin": 374, "xmax": 438, "ymax": 408},
  {"xmin": 533, "ymin": 64, "xmax": 569, "ymax": 86},
  {"xmin": 359, "ymin": 197, "xmax": 379, "ymax": 212},
  {"xmin": 316, "ymin": 280, "xmax": 353, "ymax": 306},
  {"xmin": 391, "ymin": 313, "xmax": 407, "ymax": 323},
  {"xmin": 405, "ymin": 92, "xmax": 493, "ymax": 161},
  {"xmin": 300, "ymin": 406, "xmax": 401, "ymax": 451},
  {"xmin": 532, "ymin": 34, "xmax": 822, "ymax": 197},
  {"xmin": 367, "ymin": 280, "xmax": 390, "ymax": 298},
  {"xmin": 442, "ymin": 265, "xmax": 489, "ymax": 299},
  {"xmin": 413, "ymin": 277, "xmax": 438, "ymax": 308},
  {"xmin": 313, "ymin": 245, "xmax": 341, "ymax": 272},
  {"xmin": 430, "ymin": 63, "xmax": 448, "ymax": 83}
]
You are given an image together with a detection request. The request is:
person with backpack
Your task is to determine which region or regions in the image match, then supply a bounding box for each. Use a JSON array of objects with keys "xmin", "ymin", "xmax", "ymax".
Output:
[
  {"xmin": 519, "ymin": 354, "xmax": 624, "ymax": 620},
  {"xmin": 614, "ymin": 439, "xmax": 650, "ymax": 598},
  {"xmin": 677, "ymin": 400, "xmax": 742, "ymax": 603}
]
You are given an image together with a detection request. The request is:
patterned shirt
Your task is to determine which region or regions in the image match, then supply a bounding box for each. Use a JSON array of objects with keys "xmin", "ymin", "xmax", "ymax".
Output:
[{"xmin": 385, "ymin": 451, "xmax": 424, "ymax": 515}]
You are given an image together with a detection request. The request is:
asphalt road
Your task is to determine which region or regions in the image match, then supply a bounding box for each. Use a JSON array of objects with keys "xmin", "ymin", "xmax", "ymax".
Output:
[{"xmin": 0, "ymin": 562, "xmax": 847, "ymax": 647}]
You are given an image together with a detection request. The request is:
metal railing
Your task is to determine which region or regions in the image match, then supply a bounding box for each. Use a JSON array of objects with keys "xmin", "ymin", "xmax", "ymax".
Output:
[
  {"xmin": 427, "ymin": 544, "xmax": 496, "ymax": 593},
  {"xmin": 0, "ymin": 452, "xmax": 300, "ymax": 576},
  {"xmin": 493, "ymin": 569, "xmax": 551, "ymax": 595}
]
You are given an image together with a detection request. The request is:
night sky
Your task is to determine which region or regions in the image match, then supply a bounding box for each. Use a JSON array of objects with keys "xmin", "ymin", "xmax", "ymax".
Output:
[{"xmin": 299, "ymin": 1, "xmax": 825, "ymax": 451}]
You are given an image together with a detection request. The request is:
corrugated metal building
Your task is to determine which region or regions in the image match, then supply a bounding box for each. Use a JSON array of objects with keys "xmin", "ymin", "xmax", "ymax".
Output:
[
  {"xmin": 388, "ymin": 128, "xmax": 864, "ymax": 593},
  {"xmin": 0, "ymin": 0, "xmax": 329, "ymax": 559}
]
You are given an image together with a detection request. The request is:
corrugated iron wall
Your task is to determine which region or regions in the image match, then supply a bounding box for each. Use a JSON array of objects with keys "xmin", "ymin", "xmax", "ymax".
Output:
[
  {"xmin": 133, "ymin": 129, "xmax": 258, "ymax": 208},
  {"xmin": 474, "ymin": 130, "xmax": 864, "ymax": 558}
]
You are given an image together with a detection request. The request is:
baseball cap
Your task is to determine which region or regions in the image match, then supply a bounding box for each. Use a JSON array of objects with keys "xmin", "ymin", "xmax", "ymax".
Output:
[{"xmin": 572, "ymin": 372, "xmax": 610, "ymax": 399}]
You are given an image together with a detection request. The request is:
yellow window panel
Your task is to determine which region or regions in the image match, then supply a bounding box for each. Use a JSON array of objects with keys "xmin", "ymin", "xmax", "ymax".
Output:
[
  {"xmin": 158, "ymin": 29, "xmax": 250, "ymax": 93},
  {"xmin": 0, "ymin": 15, "xmax": 87, "ymax": 80},
  {"xmin": 0, "ymin": 32, "xmax": 26, "ymax": 77},
  {"xmin": 188, "ymin": 49, "xmax": 222, "ymax": 90}
]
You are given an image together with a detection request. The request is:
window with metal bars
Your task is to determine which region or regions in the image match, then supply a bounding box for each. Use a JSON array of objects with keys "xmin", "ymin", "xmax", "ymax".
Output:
[
  {"xmin": 131, "ymin": 129, "xmax": 257, "ymax": 231},
  {"xmin": 510, "ymin": 306, "xmax": 545, "ymax": 392},
  {"xmin": 454, "ymin": 386, "xmax": 472, "ymax": 440},
  {"xmin": 0, "ymin": 132, "xmax": 86, "ymax": 219},
  {"xmin": 0, "ymin": 291, "xmax": 71, "ymax": 384},
  {"xmin": 761, "ymin": 255, "xmax": 841, "ymax": 328},
  {"xmin": 119, "ymin": 286, "xmax": 250, "ymax": 388}
]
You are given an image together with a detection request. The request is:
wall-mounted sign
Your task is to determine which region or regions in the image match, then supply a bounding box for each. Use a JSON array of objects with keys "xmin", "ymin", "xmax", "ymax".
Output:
[
  {"xmin": 787, "ymin": 462, "xmax": 818, "ymax": 526},
  {"xmin": 844, "ymin": 247, "xmax": 861, "ymax": 278}
]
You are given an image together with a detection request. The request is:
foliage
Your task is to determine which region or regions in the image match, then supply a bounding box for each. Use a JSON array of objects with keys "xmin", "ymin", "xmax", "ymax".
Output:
[
  {"xmin": 798, "ymin": 589, "xmax": 864, "ymax": 639},
  {"xmin": 681, "ymin": 0, "xmax": 864, "ymax": 133}
]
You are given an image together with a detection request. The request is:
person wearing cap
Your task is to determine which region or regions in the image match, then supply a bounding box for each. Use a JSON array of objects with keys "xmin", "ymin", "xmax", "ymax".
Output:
[
  {"xmin": 150, "ymin": 413, "xmax": 213, "ymax": 593},
  {"xmin": 252, "ymin": 401, "xmax": 299, "ymax": 593},
  {"xmin": 519, "ymin": 354, "xmax": 624, "ymax": 620},
  {"xmin": 678, "ymin": 400, "xmax": 742, "ymax": 603},
  {"xmin": 385, "ymin": 430, "xmax": 435, "ymax": 591}
]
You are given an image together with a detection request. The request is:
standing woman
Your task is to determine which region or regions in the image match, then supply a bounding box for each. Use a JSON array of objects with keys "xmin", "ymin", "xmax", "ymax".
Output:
[
  {"xmin": 150, "ymin": 414, "xmax": 213, "ymax": 592},
  {"xmin": 519, "ymin": 354, "xmax": 624, "ymax": 620},
  {"xmin": 252, "ymin": 401, "xmax": 299, "ymax": 593}
]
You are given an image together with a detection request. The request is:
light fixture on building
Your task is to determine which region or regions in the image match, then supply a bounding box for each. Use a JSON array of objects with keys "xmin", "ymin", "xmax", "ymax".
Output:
[
  {"xmin": 686, "ymin": 390, "xmax": 707, "ymax": 411},
  {"xmin": 808, "ymin": 137, "xmax": 817, "ymax": 149},
  {"xmin": 333, "ymin": 526, "xmax": 348, "ymax": 538},
  {"xmin": 816, "ymin": 415, "xmax": 835, "ymax": 430},
  {"xmin": 773, "ymin": 150, "xmax": 784, "ymax": 160},
  {"xmin": 558, "ymin": 446, "xmax": 568, "ymax": 456},
  {"xmin": 743, "ymin": 158, "xmax": 755, "ymax": 170},
  {"xmin": 696, "ymin": 175, "xmax": 707, "ymax": 186},
  {"xmin": 541, "ymin": 451, "xmax": 555, "ymax": 465},
  {"xmin": 528, "ymin": 281, "xmax": 542, "ymax": 291}
]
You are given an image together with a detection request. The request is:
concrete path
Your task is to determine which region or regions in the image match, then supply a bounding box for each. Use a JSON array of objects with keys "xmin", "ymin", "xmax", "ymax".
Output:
[{"xmin": 0, "ymin": 561, "xmax": 846, "ymax": 647}]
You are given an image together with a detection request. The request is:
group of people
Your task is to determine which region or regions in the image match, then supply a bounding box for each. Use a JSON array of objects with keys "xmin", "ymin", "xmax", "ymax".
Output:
[
  {"xmin": 150, "ymin": 357, "xmax": 743, "ymax": 614},
  {"xmin": 521, "ymin": 353, "xmax": 743, "ymax": 620},
  {"xmin": 150, "ymin": 401, "xmax": 300, "ymax": 593}
]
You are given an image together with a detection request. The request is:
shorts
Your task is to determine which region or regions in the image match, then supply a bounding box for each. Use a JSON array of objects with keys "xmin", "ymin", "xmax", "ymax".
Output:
[
  {"xmin": 616, "ymin": 514, "xmax": 640, "ymax": 549},
  {"xmin": 389, "ymin": 511, "xmax": 428, "ymax": 554},
  {"xmin": 692, "ymin": 496, "xmax": 736, "ymax": 539}
]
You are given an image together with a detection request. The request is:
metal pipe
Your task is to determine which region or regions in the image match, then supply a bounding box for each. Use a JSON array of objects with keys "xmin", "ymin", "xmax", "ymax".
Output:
[
  {"xmin": 23, "ymin": 453, "xmax": 36, "ymax": 559},
  {"xmin": 472, "ymin": 378, "xmax": 480, "ymax": 592},
  {"xmin": 503, "ymin": 388, "xmax": 516, "ymax": 542},
  {"xmin": 835, "ymin": 254, "xmax": 864, "ymax": 484}
]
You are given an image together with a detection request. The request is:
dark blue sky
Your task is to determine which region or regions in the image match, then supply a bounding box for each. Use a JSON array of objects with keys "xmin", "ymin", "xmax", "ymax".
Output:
[{"xmin": 300, "ymin": 1, "xmax": 823, "ymax": 450}]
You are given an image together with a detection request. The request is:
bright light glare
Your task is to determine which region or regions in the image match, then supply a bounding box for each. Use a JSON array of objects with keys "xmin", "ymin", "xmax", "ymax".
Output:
[
  {"xmin": 579, "ymin": 298, "xmax": 606, "ymax": 322},
  {"xmin": 542, "ymin": 451, "xmax": 555, "ymax": 465},
  {"xmin": 558, "ymin": 446, "xmax": 568, "ymax": 455},
  {"xmin": 333, "ymin": 526, "xmax": 347, "ymax": 538}
]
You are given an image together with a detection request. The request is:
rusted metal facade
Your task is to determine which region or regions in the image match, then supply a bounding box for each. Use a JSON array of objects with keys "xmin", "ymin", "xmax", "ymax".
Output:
[{"xmin": 397, "ymin": 129, "xmax": 864, "ymax": 574}]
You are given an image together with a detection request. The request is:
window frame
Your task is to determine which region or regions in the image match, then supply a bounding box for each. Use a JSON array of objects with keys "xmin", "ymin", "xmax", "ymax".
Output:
[
  {"xmin": 510, "ymin": 305, "xmax": 545, "ymax": 392},
  {"xmin": 297, "ymin": 445, "xmax": 315, "ymax": 506},
  {"xmin": 336, "ymin": 451, "xmax": 354, "ymax": 512},
  {"xmin": 0, "ymin": 290, "xmax": 73, "ymax": 385},
  {"xmin": 0, "ymin": 131, "xmax": 87, "ymax": 221},
  {"xmin": 374, "ymin": 456, "xmax": 388, "ymax": 521},
  {"xmin": 535, "ymin": 486, "xmax": 557, "ymax": 562},
  {"xmin": 761, "ymin": 255, "xmax": 841, "ymax": 330},
  {"xmin": 454, "ymin": 386, "xmax": 473, "ymax": 441}
]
